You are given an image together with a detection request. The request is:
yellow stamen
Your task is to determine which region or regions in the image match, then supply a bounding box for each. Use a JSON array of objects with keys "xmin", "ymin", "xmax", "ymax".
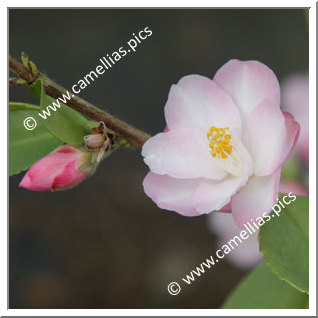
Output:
[{"xmin": 207, "ymin": 126, "xmax": 232, "ymax": 159}]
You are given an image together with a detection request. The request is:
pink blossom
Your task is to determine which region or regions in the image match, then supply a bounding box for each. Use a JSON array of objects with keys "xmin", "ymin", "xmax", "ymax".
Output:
[
  {"xmin": 142, "ymin": 60, "xmax": 300, "ymax": 227},
  {"xmin": 207, "ymin": 212, "xmax": 263, "ymax": 270},
  {"xmin": 281, "ymin": 73, "xmax": 309, "ymax": 164},
  {"xmin": 20, "ymin": 145, "xmax": 93, "ymax": 191}
]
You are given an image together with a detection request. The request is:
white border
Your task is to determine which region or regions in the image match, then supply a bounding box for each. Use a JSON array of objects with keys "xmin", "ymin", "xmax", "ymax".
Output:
[{"xmin": 3, "ymin": 1, "xmax": 316, "ymax": 316}]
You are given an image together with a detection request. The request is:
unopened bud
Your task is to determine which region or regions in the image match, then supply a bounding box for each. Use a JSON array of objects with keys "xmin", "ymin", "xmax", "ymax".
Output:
[
  {"xmin": 21, "ymin": 52, "xmax": 30, "ymax": 71},
  {"xmin": 19, "ymin": 145, "xmax": 94, "ymax": 191},
  {"xmin": 29, "ymin": 61, "xmax": 38, "ymax": 76}
]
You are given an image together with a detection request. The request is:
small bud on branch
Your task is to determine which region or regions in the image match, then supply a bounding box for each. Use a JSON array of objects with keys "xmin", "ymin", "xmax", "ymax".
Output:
[{"xmin": 9, "ymin": 55, "xmax": 150, "ymax": 148}]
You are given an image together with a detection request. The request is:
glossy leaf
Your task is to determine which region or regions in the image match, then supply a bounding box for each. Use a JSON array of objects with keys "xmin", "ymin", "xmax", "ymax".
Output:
[
  {"xmin": 30, "ymin": 78, "xmax": 97, "ymax": 146},
  {"xmin": 259, "ymin": 195, "xmax": 309, "ymax": 294},
  {"xmin": 222, "ymin": 263, "xmax": 308, "ymax": 309},
  {"xmin": 9, "ymin": 102, "xmax": 62, "ymax": 175}
]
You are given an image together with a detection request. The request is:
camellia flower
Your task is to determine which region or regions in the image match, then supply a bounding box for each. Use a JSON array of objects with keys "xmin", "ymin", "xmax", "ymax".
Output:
[
  {"xmin": 142, "ymin": 59, "xmax": 300, "ymax": 227},
  {"xmin": 20, "ymin": 145, "xmax": 94, "ymax": 191},
  {"xmin": 281, "ymin": 73, "xmax": 309, "ymax": 164}
]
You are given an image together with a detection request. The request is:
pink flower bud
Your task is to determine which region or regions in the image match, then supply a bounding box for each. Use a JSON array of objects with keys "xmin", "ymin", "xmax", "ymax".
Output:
[{"xmin": 19, "ymin": 145, "xmax": 93, "ymax": 191}]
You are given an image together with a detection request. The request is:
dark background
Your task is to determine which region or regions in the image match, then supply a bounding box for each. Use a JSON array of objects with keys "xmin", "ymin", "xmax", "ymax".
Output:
[{"xmin": 9, "ymin": 9, "xmax": 308, "ymax": 309}]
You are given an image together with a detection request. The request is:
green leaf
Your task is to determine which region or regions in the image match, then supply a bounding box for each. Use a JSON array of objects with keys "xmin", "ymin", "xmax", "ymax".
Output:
[
  {"xmin": 31, "ymin": 78, "xmax": 97, "ymax": 146},
  {"xmin": 28, "ymin": 77, "xmax": 42, "ymax": 98},
  {"xmin": 259, "ymin": 195, "xmax": 309, "ymax": 294},
  {"xmin": 9, "ymin": 102, "xmax": 40, "ymax": 112},
  {"xmin": 9, "ymin": 102, "xmax": 62, "ymax": 175},
  {"xmin": 41, "ymin": 94, "xmax": 95, "ymax": 146},
  {"xmin": 222, "ymin": 263, "xmax": 308, "ymax": 309}
]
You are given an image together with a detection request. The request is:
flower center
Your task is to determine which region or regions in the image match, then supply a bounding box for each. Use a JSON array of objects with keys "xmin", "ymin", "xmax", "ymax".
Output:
[{"xmin": 207, "ymin": 126, "xmax": 232, "ymax": 159}]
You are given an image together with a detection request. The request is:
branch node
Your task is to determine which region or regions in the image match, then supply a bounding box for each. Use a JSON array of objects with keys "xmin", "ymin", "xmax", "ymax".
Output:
[{"xmin": 9, "ymin": 54, "xmax": 150, "ymax": 148}]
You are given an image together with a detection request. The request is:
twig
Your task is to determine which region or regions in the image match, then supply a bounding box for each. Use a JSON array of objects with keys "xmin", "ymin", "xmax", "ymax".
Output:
[{"xmin": 9, "ymin": 56, "xmax": 151, "ymax": 148}]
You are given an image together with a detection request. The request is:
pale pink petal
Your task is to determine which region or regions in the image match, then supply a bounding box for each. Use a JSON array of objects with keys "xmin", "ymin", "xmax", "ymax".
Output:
[
  {"xmin": 280, "ymin": 111, "xmax": 300, "ymax": 164},
  {"xmin": 214, "ymin": 59, "xmax": 280, "ymax": 122},
  {"xmin": 142, "ymin": 127, "xmax": 228, "ymax": 180},
  {"xmin": 193, "ymin": 175, "xmax": 248, "ymax": 214},
  {"xmin": 231, "ymin": 168, "xmax": 281, "ymax": 228},
  {"xmin": 219, "ymin": 235, "xmax": 263, "ymax": 270},
  {"xmin": 279, "ymin": 180, "xmax": 309, "ymax": 197},
  {"xmin": 208, "ymin": 213, "xmax": 263, "ymax": 270},
  {"xmin": 281, "ymin": 74, "xmax": 308, "ymax": 131},
  {"xmin": 143, "ymin": 172, "xmax": 201, "ymax": 216},
  {"xmin": 282, "ymin": 74, "xmax": 308, "ymax": 117},
  {"xmin": 300, "ymin": 141, "xmax": 309, "ymax": 164},
  {"xmin": 164, "ymin": 75, "xmax": 242, "ymax": 136},
  {"xmin": 281, "ymin": 74, "xmax": 309, "ymax": 163},
  {"xmin": 245, "ymin": 100, "xmax": 286, "ymax": 176},
  {"xmin": 208, "ymin": 211, "xmax": 238, "ymax": 237}
]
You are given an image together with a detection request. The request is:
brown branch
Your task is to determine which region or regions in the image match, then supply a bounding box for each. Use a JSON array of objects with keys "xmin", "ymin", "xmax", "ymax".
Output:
[{"xmin": 9, "ymin": 56, "xmax": 150, "ymax": 148}]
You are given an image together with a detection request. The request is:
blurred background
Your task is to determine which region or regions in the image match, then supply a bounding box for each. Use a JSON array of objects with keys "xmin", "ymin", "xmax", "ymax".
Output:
[{"xmin": 9, "ymin": 9, "xmax": 308, "ymax": 309}]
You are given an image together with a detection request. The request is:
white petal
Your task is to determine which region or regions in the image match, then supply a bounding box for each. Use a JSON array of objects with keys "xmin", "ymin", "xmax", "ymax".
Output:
[
  {"xmin": 193, "ymin": 175, "xmax": 248, "ymax": 214},
  {"xmin": 142, "ymin": 128, "xmax": 228, "ymax": 180},
  {"xmin": 143, "ymin": 172, "xmax": 201, "ymax": 216},
  {"xmin": 231, "ymin": 168, "xmax": 281, "ymax": 228},
  {"xmin": 164, "ymin": 75, "xmax": 242, "ymax": 136},
  {"xmin": 244, "ymin": 99, "xmax": 287, "ymax": 176},
  {"xmin": 214, "ymin": 59, "xmax": 280, "ymax": 123}
]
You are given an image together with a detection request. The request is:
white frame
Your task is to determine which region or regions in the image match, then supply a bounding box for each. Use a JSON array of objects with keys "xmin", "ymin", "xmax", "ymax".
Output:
[{"xmin": 3, "ymin": 1, "xmax": 316, "ymax": 316}]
